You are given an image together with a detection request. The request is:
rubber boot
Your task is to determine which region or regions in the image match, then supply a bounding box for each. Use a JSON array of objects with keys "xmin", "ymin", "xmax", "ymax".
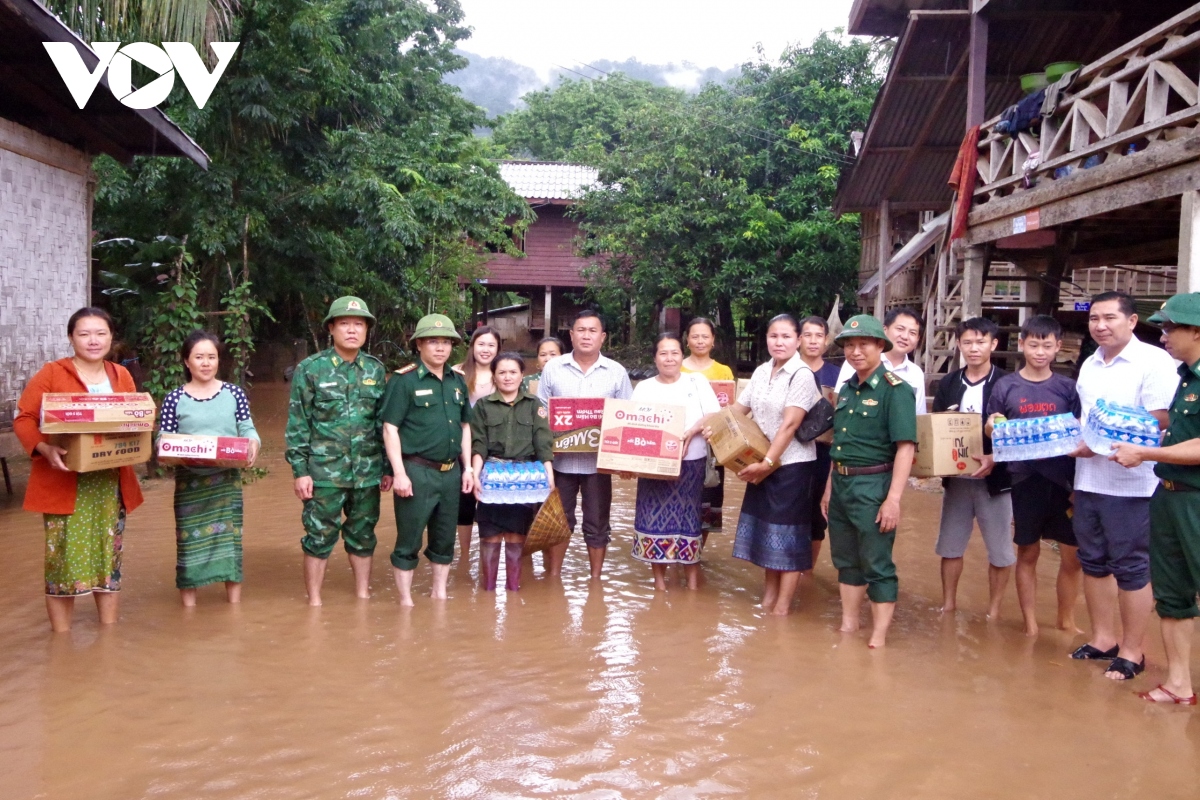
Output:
[
  {"xmin": 480, "ymin": 541, "xmax": 501, "ymax": 591},
  {"xmin": 505, "ymin": 542, "xmax": 523, "ymax": 591}
]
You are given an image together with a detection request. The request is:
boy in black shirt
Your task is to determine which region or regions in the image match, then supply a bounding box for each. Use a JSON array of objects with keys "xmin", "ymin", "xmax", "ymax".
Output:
[{"xmin": 986, "ymin": 315, "xmax": 1083, "ymax": 636}]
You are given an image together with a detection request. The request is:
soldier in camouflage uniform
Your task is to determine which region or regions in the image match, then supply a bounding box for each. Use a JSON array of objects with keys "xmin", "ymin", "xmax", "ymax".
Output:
[{"xmin": 285, "ymin": 296, "xmax": 391, "ymax": 606}]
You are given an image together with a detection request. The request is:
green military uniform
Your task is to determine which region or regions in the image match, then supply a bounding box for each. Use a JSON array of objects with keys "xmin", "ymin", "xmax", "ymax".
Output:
[
  {"xmin": 827, "ymin": 316, "xmax": 918, "ymax": 604},
  {"xmin": 285, "ymin": 297, "xmax": 387, "ymax": 559},
  {"xmin": 1147, "ymin": 296, "xmax": 1200, "ymax": 620},
  {"xmin": 381, "ymin": 314, "xmax": 470, "ymax": 570},
  {"xmin": 471, "ymin": 390, "xmax": 555, "ymax": 463}
]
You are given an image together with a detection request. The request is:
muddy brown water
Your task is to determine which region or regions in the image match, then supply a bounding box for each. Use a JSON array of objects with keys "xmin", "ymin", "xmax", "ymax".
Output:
[{"xmin": 1, "ymin": 384, "xmax": 1196, "ymax": 798}]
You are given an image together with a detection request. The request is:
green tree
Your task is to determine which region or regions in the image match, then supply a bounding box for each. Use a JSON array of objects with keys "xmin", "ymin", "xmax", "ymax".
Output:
[
  {"xmin": 93, "ymin": 0, "xmax": 530, "ymax": 365},
  {"xmin": 43, "ymin": 0, "xmax": 237, "ymax": 49}
]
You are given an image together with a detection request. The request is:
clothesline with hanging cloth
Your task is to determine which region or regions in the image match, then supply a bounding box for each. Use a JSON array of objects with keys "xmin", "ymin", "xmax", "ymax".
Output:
[
  {"xmin": 858, "ymin": 211, "xmax": 949, "ymax": 297},
  {"xmin": 948, "ymin": 124, "xmax": 982, "ymax": 241}
]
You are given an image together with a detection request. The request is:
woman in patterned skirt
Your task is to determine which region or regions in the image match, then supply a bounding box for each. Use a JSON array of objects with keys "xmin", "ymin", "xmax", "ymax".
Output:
[
  {"xmin": 159, "ymin": 331, "xmax": 260, "ymax": 605},
  {"xmin": 630, "ymin": 333, "xmax": 721, "ymax": 590},
  {"xmin": 15, "ymin": 307, "xmax": 146, "ymax": 632}
]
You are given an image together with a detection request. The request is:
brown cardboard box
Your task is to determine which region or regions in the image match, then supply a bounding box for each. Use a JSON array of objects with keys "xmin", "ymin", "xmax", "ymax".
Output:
[
  {"xmin": 736, "ymin": 378, "xmax": 751, "ymax": 402},
  {"xmin": 709, "ymin": 380, "xmax": 736, "ymax": 408},
  {"xmin": 54, "ymin": 432, "xmax": 152, "ymax": 472},
  {"xmin": 708, "ymin": 407, "xmax": 773, "ymax": 474},
  {"xmin": 549, "ymin": 397, "xmax": 606, "ymax": 452},
  {"xmin": 157, "ymin": 433, "xmax": 254, "ymax": 468},
  {"xmin": 40, "ymin": 392, "xmax": 156, "ymax": 434},
  {"xmin": 911, "ymin": 413, "xmax": 984, "ymax": 478},
  {"xmin": 595, "ymin": 399, "xmax": 687, "ymax": 478}
]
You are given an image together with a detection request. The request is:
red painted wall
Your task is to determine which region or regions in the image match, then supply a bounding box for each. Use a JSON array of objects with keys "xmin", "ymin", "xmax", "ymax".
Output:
[{"xmin": 482, "ymin": 205, "xmax": 592, "ymax": 288}]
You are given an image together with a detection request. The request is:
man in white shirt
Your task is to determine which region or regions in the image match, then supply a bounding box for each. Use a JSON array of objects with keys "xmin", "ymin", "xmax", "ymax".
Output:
[
  {"xmin": 1068, "ymin": 291, "xmax": 1178, "ymax": 681},
  {"xmin": 538, "ymin": 309, "xmax": 634, "ymax": 579},
  {"xmin": 835, "ymin": 306, "xmax": 927, "ymax": 413}
]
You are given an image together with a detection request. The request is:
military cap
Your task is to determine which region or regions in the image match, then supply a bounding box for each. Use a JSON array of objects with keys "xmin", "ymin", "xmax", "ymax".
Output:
[
  {"xmin": 1148, "ymin": 293, "xmax": 1200, "ymax": 327},
  {"xmin": 323, "ymin": 296, "xmax": 376, "ymax": 326},
  {"xmin": 412, "ymin": 313, "xmax": 461, "ymax": 342},
  {"xmin": 835, "ymin": 314, "xmax": 893, "ymax": 352}
]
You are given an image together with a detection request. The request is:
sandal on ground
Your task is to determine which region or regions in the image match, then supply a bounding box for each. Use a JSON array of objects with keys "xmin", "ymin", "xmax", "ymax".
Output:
[
  {"xmin": 1069, "ymin": 643, "xmax": 1119, "ymax": 660},
  {"xmin": 1104, "ymin": 655, "xmax": 1146, "ymax": 680},
  {"xmin": 1137, "ymin": 684, "xmax": 1197, "ymax": 705}
]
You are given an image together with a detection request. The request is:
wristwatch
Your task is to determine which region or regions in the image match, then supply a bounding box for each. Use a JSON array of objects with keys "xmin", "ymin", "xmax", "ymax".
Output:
[{"xmin": 763, "ymin": 456, "xmax": 776, "ymax": 468}]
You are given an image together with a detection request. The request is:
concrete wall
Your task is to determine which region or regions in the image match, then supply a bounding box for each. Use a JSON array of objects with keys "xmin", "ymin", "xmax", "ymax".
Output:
[{"xmin": 0, "ymin": 118, "xmax": 92, "ymax": 429}]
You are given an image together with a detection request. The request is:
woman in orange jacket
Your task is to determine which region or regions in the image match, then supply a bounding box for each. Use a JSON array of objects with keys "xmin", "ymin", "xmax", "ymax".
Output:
[{"xmin": 14, "ymin": 307, "xmax": 145, "ymax": 632}]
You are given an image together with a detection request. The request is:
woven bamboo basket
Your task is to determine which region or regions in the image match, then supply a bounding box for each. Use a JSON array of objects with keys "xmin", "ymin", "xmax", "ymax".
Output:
[{"xmin": 523, "ymin": 488, "xmax": 572, "ymax": 554}]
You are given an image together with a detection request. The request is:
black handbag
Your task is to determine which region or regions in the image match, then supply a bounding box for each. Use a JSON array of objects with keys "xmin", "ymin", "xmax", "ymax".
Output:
[{"xmin": 792, "ymin": 368, "xmax": 835, "ymax": 443}]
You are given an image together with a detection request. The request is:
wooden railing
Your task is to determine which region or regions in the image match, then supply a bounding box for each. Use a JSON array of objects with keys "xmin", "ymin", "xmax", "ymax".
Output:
[{"xmin": 972, "ymin": 3, "xmax": 1200, "ymax": 208}]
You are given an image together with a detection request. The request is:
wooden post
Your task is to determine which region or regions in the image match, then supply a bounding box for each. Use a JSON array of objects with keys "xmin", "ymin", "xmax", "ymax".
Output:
[
  {"xmin": 544, "ymin": 285, "xmax": 553, "ymax": 334},
  {"xmin": 1180, "ymin": 190, "xmax": 1200, "ymax": 293},
  {"xmin": 966, "ymin": 10, "xmax": 988, "ymax": 128},
  {"xmin": 481, "ymin": 288, "xmax": 489, "ymax": 326},
  {"xmin": 875, "ymin": 199, "xmax": 891, "ymax": 318},
  {"xmin": 962, "ymin": 244, "xmax": 988, "ymax": 319}
]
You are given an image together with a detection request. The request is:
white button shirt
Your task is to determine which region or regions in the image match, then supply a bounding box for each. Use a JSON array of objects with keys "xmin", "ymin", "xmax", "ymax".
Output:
[
  {"xmin": 835, "ymin": 354, "xmax": 927, "ymax": 413},
  {"xmin": 537, "ymin": 352, "xmax": 634, "ymax": 474},
  {"xmin": 1075, "ymin": 335, "xmax": 1178, "ymax": 497}
]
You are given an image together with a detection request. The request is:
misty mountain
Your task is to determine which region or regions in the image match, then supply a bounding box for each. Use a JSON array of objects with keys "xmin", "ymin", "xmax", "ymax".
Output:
[{"xmin": 447, "ymin": 51, "xmax": 739, "ymax": 121}]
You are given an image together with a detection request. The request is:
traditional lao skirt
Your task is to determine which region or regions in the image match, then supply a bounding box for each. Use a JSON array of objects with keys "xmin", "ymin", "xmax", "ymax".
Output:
[
  {"xmin": 174, "ymin": 468, "xmax": 244, "ymax": 589},
  {"xmin": 733, "ymin": 461, "xmax": 815, "ymax": 572},
  {"xmin": 44, "ymin": 470, "xmax": 124, "ymax": 596},
  {"xmin": 632, "ymin": 457, "xmax": 706, "ymax": 565}
]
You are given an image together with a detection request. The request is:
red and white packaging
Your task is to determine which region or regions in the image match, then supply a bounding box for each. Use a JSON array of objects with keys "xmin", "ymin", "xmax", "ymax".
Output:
[
  {"xmin": 157, "ymin": 433, "xmax": 254, "ymax": 468},
  {"xmin": 596, "ymin": 399, "xmax": 687, "ymax": 478},
  {"xmin": 549, "ymin": 397, "xmax": 606, "ymax": 452},
  {"xmin": 40, "ymin": 393, "xmax": 157, "ymax": 433},
  {"xmin": 709, "ymin": 380, "xmax": 736, "ymax": 408}
]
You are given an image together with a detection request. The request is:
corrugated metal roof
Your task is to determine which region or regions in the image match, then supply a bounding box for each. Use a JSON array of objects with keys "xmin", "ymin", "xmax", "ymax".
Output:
[{"xmin": 498, "ymin": 161, "xmax": 601, "ymax": 201}]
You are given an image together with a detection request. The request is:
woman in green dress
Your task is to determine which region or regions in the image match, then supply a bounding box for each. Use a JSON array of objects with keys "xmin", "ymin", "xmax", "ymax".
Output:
[{"xmin": 159, "ymin": 331, "xmax": 260, "ymax": 605}]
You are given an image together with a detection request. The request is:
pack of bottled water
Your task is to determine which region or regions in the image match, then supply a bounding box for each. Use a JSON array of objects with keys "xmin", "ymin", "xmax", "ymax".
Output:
[
  {"xmin": 1081, "ymin": 398, "xmax": 1162, "ymax": 456},
  {"xmin": 479, "ymin": 460, "xmax": 551, "ymax": 505},
  {"xmin": 992, "ymin": 413, "xmax": 1082, "ymax": 462}
]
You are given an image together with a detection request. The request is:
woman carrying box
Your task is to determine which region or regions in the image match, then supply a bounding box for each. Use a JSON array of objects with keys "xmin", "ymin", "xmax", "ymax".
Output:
[
  {"xmin": 716, "ymin": 314, "xmax": 820, "ymax": 615},
  {"xmin": 632, "ymin": 333, "xmax": 721, "ymax": 590},
  {"xmin": 159, "ymin": 331, "xmax": 260, "ymax": 606},
  {"xmin": 14, "ymin": 307, "xmax": 145, "ymax": 632},
  {"xmin": 471, "ymin": 352, "xmax": 555, "ymax": 591}
]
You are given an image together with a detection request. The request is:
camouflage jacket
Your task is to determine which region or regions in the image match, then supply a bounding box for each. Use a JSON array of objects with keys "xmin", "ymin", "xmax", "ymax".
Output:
[{"xmin": 285, "ymin": 349, "xmax": 389, "ymax": 488}]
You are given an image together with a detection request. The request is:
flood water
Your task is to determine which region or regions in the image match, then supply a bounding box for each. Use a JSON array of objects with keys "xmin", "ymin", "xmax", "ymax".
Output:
[{"xmin": 1, "ymin": 383, "xmax": 1197, "ymax": 798}]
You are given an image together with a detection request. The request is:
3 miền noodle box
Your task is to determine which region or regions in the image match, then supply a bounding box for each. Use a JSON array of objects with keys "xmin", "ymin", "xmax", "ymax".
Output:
[
  {"xmin": 40, "ymin": 392, "xmax": 156, "ymax": 434},
  {"xmin": 596, "ymin": 399, "xmax": 687, "ymax": 478},
  {"xmin": 53, "ymin": 432, "xmax": 152, "ymax": 472},
  {"xmin": 708, "ymin": 407, "xmax": 773, "ymax": 474},
  {"xmin": 911, "ymin": 413, "xmax": 984, "ymax": 478},
  {"xmin": 709, "ymin": 380, "xmax": 736, "ymax": 408},
  {"xmin": 157, "ymin": 433, "xmax": 254, "ymax": 468},
  {"xmin": 549, "ymin": 397, "xmax": 606, "ymax": 452}
]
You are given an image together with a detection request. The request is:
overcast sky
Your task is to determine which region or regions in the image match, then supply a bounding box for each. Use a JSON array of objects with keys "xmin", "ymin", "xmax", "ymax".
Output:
[{"xmin": 455, "ymin": 0, "xmax": 859, "ymax": 78}]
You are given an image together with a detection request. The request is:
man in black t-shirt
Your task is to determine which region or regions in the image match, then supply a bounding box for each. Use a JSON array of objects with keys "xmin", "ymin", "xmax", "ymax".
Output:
[{"xmin": 986, "ymin": 315, "xmax": 1083, "ymax": 637}]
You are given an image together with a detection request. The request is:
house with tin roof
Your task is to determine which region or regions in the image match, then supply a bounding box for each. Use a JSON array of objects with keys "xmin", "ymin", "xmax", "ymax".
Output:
[
  {"xmin": 469, "ymin": 161, "xmax": 601, "ymax": 343},
  {"xmin": 0, "ymin": 0, "xmax": 207, "ymax": 490}
]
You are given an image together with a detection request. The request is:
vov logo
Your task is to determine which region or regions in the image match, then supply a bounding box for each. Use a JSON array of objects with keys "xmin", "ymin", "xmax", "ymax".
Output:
[{"xmin": 43, "ymin": 42, "xmax": 239, "ymax": 110}]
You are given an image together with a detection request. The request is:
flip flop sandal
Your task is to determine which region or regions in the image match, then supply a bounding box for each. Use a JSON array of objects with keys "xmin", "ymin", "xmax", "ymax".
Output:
[
  {"xmin": 1137, "ymin": 684, "xmax": 1197, "ymax": 705},
  {"xmin": 1069, "ymin": 643, "xmax": 1119, "ymax": 660},
  {"xmin": 1104, "ymin": 655, "xmax": 1146, "ymax": 680}
]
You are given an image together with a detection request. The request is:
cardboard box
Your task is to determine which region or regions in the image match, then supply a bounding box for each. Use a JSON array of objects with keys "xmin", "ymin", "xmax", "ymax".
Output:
[
  {"xmin": 911, "ymin": 413, "xmax": 984, "ymax": 478},
  {"xmin": 709, "ymin": 380, "xmax": 736, "ymax": 408},
  {"xmin": 708, "ymin": 407, "xmax": 773, "ymax": 474},
  {"xmin": 549, "ymin": 397, "xmax": 606, "ymax": 452},
  {"xmin": 736, "ymin": 378, "xmax": 751, "ymax": 403},
  {"xmin": 157, "ymin": 433, "xmax": 254, "ymax": 468},
  {"xmin": 53, "ymin": 432, "xmax": 152, "ymax": 472},
  {"xmin": 40, "ymin": 393, "xmax": 156, "ymax": 434},
  {"xmin": 596, "ymin": 399, "xmax": 687, "ymax": 478}
]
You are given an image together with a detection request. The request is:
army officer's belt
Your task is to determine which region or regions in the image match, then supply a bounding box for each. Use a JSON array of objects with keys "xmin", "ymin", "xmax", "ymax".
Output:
[
  {"xmin": 1160, "ymin": 479, "xmax": 1200, "ymax": 492},
  {"xmin": 834, "ymin": 463, "xmax": 892, "ymax": 476},
  {"xmin": 403, "ymin": 454, "xmax": 457, "ymax": 472}
]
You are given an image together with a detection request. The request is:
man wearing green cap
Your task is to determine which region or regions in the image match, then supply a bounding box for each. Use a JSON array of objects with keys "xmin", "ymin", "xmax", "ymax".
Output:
[
  {"xmin": 1109, "ymin": 293, "xmax": 1200, "ymax": 705},
  {"xmin": 286, "ymin": 296, "xmax": 391, "ymax": 606},
  {"xmin": 820, "ymin": 314, "xmax": 916, "ymax": 648},
  {"xmin": 381, "ymin": 313, "xmax": 473, "ymax": 606}
]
